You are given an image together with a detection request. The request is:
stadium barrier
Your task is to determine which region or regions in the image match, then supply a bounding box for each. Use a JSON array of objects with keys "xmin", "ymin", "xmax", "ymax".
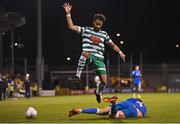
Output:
[
  {"xmin": 39, "ymin": 90, "xmax": 55, "ymax": 96},
  {"xmin": 55, "ymin": 88, "xmax": 70, "ymax": 95}
]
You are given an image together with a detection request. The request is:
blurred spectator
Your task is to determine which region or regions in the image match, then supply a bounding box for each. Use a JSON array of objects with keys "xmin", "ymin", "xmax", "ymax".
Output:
[
  {"xmin": 24, "ymin": 73, "xmax": 30, "ymax": 98},
  {"xmin": 0, "ymin": 74, "xmax": 3, "ymax": 101},
  {"xmin": 2, "ymin": 75, "xmax": 8, "ymax": 100},
  {"xmin": 14, "ymin": 74, "xmax": 24, "ymax": 97},
  {"xmin": 8, "ymin": 77, "xmax": 15, "ymax": 98},
  {"xmin": 32, "ymin": 84, "xmax": 38, "ymax": 96}
]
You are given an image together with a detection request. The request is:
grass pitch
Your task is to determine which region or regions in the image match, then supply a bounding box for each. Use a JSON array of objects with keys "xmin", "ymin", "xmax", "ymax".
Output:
[{"xmin": 0, "ymin": 93, "xmax": 180, "ymax": 123}]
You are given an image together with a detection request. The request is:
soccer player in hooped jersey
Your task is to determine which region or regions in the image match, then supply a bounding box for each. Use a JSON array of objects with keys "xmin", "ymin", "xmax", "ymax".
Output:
[
  {"xmin": 69, "ymin": 96, "xmax": 147, "ymax": 119},
  {"xmin": 131, "ymin": 65, "xmax": 142, "ymax": 99},
  {"xmin": 63, "ymin": 3, "xmax": 126, "ymax": 103}
]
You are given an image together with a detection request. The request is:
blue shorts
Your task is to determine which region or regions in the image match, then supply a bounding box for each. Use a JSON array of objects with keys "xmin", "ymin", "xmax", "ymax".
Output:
[
  {"xmin": 115, "ymin": 101, "xmax": 138, "ymax": 118},
  {"xmin": 134, "ymin": 81, "xmax": 141, "ymax": 87}
]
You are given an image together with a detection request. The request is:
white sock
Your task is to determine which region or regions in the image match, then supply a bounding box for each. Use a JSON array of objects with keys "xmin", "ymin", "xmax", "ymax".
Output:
[{"xmin": 76, "ymin": 70, "xmax": 82, "ymax": 79}]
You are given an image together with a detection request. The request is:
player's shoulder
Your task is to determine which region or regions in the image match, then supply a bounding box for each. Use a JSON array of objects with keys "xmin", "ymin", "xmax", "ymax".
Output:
[
  {"xmin": 80, "ymin": 26, "xmax": 90, "ymax": 30},
  {"xmin": 85, "ymin": 26, "xmax": 93, "ymax": 30},
  {"xmin": 81, "ymin": 27, "xmax": 94, "ymax": 33},
  {"xmin": 80, "ymin": 27, "xmax": 93, "ymax": 34},
  {"xmin": 126, "ymin": 98, "xmax": 135, "ymax": 101},
  {"xmin": 100, "ymin": 30, "xmax": 108, "ymax": 35},
  {"xmin": 126, "ymin": 98, "xmax": 140, "ymax": 102}
]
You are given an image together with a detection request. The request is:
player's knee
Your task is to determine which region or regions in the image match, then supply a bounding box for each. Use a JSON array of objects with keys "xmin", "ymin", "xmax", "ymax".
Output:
[
  {"xmin": 98, "ymin": 74, "xmax": 107, "ymax": 82},
  {"xmin": 98, "ymin": 107, "xmax": 111, "ymax": 115},
  {"xmin": 132, "ymin": 87, "xmax": 136, "ymax": 91}
]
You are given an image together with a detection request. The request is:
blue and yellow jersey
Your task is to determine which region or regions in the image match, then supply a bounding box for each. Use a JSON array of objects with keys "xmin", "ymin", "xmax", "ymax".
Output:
[
  {"xmin": 131, "ymin": 70, "xmax": 142, "ymax": 84},
  {"xmin": 126, "ymin": 98, "xmax": 147, "ymax": 117}
]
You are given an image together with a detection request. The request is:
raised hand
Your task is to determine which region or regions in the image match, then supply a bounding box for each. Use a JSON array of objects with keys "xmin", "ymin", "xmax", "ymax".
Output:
[{"xmin": 63, "ymin": 3, "xmax": 72, "ymax": 14}]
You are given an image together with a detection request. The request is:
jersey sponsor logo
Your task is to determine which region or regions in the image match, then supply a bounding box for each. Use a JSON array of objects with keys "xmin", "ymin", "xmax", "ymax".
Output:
[{"xmin": 90, "ymin": 35, "xmax": 101, "ymax": 45}]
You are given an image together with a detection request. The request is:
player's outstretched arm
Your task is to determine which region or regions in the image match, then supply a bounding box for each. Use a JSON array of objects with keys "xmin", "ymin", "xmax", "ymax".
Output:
[
  {"xmin": 107, "ymin": 42, "xmax": 126, "ymax": 62},
  {"xmin": 63, "ymin": 3, "xmax": 80, "ymax": 33}
]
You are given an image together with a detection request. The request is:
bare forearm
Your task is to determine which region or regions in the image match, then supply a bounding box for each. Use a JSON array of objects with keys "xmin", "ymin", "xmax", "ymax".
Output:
[
  {"xmin": 66, "ymin": 13, "xmax": 74, "ymax": 29},
  {"xmin": 65, "ymin": 13, "xmax": 79, "ymax": 32},
  {"xmin": 110, "ymin": 42, "xmax": 122, "ymax": 54},
  {"xmin": 63, "ymin": 3, "xmax": 79, "ymax": 32},
  {"xmin": 108, "ymin": 42, "xmax": 126, "ymax": 61},
  {"xmin": 113, "ymin": 44, "xmax": 122, "ymax": 53}
]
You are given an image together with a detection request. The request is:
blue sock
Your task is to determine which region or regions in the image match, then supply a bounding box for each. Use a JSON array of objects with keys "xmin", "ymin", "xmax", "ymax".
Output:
[{"xmin": 82, "ymin": 108, "xmax": 98, "ymax": 114}]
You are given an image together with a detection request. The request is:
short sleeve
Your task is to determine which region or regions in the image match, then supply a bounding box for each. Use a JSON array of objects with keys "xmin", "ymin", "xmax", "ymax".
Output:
[{"xmin": 77, "ymin": 26, "xmax": 85, "ymax": 35}]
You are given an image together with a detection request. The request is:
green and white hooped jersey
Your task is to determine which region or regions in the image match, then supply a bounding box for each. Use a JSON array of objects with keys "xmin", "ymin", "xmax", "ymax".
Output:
[{"xmin": 77, "ymin": 26, "xmax": 112, "ymax": 60}]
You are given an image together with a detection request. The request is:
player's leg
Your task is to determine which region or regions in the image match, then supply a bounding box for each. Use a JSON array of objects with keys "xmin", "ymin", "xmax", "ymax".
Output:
[
  {"xmin": 68, "ymin": 107, "xmax": 110, "ymax": 117},
  {"xmin": 94, "ymin": 74, "xmax": 107, "ymax": 103},
  {"xmin": 28, "ymin": 89, "xmax": 30, "ymax": 98},
  {"xmin": 132, "ymin": 87, "xmax": 136, "ymax": 98},
  {"xmin": 69, "ymin": 54, "xmax": 87, "ymax": 81},
  {"xmin": 25, "ymin": 88, "xmax": 27, "ymax": 98},
  {"xmin": 93, "ymin": 59, "xmax": 107, "ymax": 103},
  {"xmin": 96, "ymin": 74, "xmax": 107, "ymax": 94},
  {"xmin": 2, "ymin": 88, "xmax": 6, "ymax": 100},
  {"xmin": 97, "ymin": 107, "xmax": 111, "ymax": 115},
  {"xmin": 132, "ymin": 83, "xmax": 138, "ymax": 98},
  {"xmin": 0, "ymin": 86, "xmax": 2, "ymax": 101},
  {"xmin": 82, "ymin": 107, "xmax": 110, "ymax": 115},
  {"xmin": 94, "ymin": 75, "xmax": 101, "ymax": 92},
  {"xmin": 137, "ymin": 82, "xmax": 142, "ymax": 99},
  {"xmin": 76, "ymin": 54, "xmax": 87, "ymax": 79}
]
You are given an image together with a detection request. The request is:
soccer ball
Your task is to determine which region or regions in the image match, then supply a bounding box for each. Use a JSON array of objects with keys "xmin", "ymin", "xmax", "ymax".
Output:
[{"xmin": 26, "ymin": 107, "xmax": 37, "ymax": 118}]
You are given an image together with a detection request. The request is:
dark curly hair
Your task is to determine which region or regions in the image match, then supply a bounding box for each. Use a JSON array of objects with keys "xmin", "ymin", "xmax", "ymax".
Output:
[{"xmin": 93, "ymin": 14, "xmax": 106, "ymax": 22}]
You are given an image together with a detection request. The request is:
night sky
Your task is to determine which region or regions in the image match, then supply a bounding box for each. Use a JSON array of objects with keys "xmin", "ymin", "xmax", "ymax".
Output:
[{"xmin": 1, "ymin": 0, "xmax": 180, "ymax": 66}]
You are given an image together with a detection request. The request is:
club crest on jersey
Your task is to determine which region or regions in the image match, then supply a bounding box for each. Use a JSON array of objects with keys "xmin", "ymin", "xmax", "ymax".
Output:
[{"xmin": 90, "ymin": 35, "xmax": 101, "ymax": 45}]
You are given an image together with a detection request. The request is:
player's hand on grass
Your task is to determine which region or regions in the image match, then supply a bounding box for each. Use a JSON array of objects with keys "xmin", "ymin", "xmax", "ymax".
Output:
[{"xmin": 63, "ymin": 2, "xmax": 72, "ymax": 14}]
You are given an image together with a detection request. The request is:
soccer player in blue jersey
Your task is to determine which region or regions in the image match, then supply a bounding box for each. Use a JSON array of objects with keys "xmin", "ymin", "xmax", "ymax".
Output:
[
  {"xmin": 68, "ymin": 96, "xmax": 147, "ymax": 119},
  {"xmin": 131, "ymin": 65, "xmax": 142, "ymax": 99},
  {"xmin": 63, "ymin": 3, "xmax": 126, "ymax": 103}
]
